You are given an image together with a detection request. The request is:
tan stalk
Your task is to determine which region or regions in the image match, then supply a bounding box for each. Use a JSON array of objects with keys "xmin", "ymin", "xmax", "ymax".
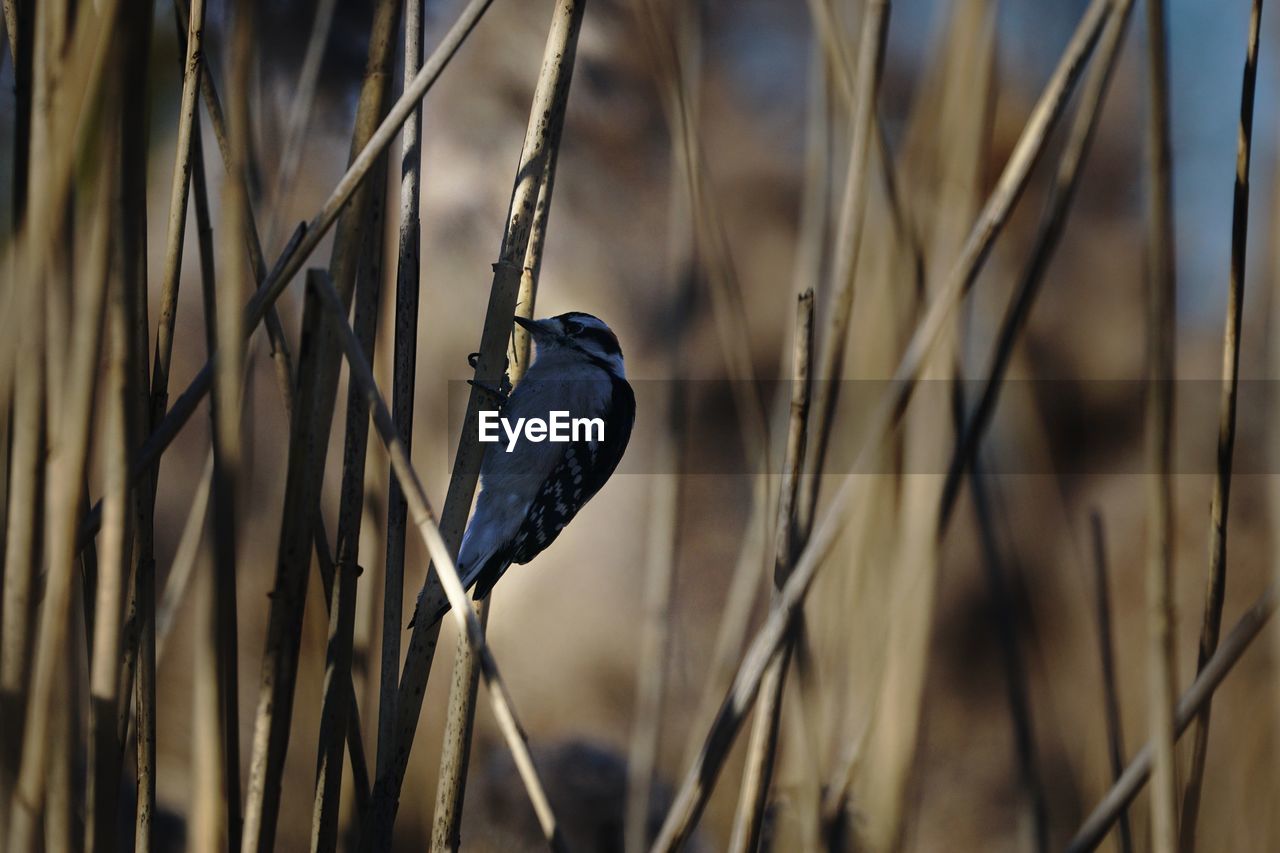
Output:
[
  {"xmin": 363, "ymin": 3, "xmax": 587, "ymax": 846},
  {"xmin": 6, "ymin": 95, "xmax": 114, "ymax": 850},
  {"xmin": 374, "ymin": 0, "xmax": 426, "ymax": 827},
  {"xmin": 1142, "ymin": 0, "xmax": 1179, "ymax": 848},
  {"xmin": 728, "ymin": 290, "xmax": 815, "ymax": 853},
  {"xmin": 795, "ymin": 0, "xmax": 888, "ymax": 541},
  {"xmin": 1179, "ymin": 0, "xmax": 1264, "ymax": 845}
]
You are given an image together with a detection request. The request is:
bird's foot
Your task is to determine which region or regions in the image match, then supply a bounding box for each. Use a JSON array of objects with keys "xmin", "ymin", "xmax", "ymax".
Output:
[{"xmin": 468, "ymin": 376, "xmax": 512, "ymax": 405}]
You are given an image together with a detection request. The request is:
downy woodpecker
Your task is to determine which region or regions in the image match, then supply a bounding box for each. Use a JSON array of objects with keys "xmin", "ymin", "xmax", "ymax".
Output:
[{"xmin": 412, "ymin": 312, "xmax": 635, "ymax": 628}]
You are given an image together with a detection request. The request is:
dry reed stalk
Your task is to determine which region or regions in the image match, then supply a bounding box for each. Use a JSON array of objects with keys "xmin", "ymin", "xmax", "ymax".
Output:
[
  {"xmin": 192, "ymin": 547, "xmax": 227, "ymax": 853},
  {"xmin": 241, "ymin": 1, "xmax": 400, "ymax": 848},
  {"xmin": 120, "ymin": 5, "xmax": 156, "ymax": 837},
  {"xmin": 1068, "ymin": 581, "xmax": 1279, "ymax": 852},
  {"xmin": 311, "ymin": 46, "xmax": 395, "ymax": 847},
  {"xmin": 431, "ymin": 106, "xmax": 565, "ymax": 850},
  {"xmin": 6, "ymin": 102, "xmax": 114, "ymax": 851},
  {"xmin": 363, "ymin": 4, "xmax": 585, "ymax": 846},
  {"xmin": 0, "ymin": 219, "xmax": 45, "ymax": 847},
  {"xmin": 9, "ymin": 0, "xmax": 123, "ymax": 309},
  {"xmin": 87, "ymin": 138, "xmax": 133, "ymax": 853},
  {"xmin": 45, "ymin": 635, "xmax": 74, "ymax": 853},
  {"xmin": 797, "ymin": 0, "xmax": 888, "ymax": 541},
  {"xmin": 429, "ymin": 593, "xmax": 490, "ymax": 853},
  {"xmin": 375, "ymin": 0, "xmax": 426, "ymax": 825},
  {"xmin": 1089, "ymin": 512, "xmax": 1133, "ymax": 853},
  {"xmin": 938, "ymin": 0, "xmax": 1135, "ymax": 530},
  {"xmin": 206, "ymin": 0, "xmax": 258, "ymax": 846},
  {"xmin": 312, "ymin": 271, "xmax": 570, "ymax": 852},
  {"xmin": 1142, "ymin": 0, "xmax": 1179, "ymax": 848},
  {"xmin": 1179, "ymin": 1, "xmax": 1264, "ymax": 845},
  {"xmin": 729, "ymin": 290, "xmax": 815, "ymax": 853},
  {"xmin": 0, "ymin": 0, "xmax": 58, "ymax": 804},
  {"xmin": 311, "ymin": 560, "xmax": 362, "ymax": 853},
  {"xmin": 74, "ymin": 0, "xmax": 496, "ymax": 556},
  {"xmin": 154, "ymin": 0, "xmax": 208, "ymax": 424},
  {"xmin": 651, "ymin": 0, "xmax": 1113, "ymax": 845}
]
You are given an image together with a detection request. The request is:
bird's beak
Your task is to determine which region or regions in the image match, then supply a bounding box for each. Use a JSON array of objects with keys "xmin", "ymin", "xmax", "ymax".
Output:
[{"xmin": 513, "ymin": 315, "xmax": 553, "ymax": 339}]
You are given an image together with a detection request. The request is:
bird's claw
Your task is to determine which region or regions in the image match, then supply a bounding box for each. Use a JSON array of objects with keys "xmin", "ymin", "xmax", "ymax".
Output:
[{"xmin": 468, "ymin": 376, "xmax": 512, "ymax": 405}]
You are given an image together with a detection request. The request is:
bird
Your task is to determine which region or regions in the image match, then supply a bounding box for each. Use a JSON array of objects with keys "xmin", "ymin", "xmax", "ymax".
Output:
[{"xmin": 411, "ymin": 311, "xmax": 635, "ymax": 629}]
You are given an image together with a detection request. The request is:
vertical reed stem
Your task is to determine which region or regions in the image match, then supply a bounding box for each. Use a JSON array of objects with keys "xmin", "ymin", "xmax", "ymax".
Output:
[
  {"xmin": 1179, "ymin": 2, "xmax": 1264, "ymax": 847},
  {"xmin": 1141, "ymin": 0, "xmax": 1178, "ymax": 848}
]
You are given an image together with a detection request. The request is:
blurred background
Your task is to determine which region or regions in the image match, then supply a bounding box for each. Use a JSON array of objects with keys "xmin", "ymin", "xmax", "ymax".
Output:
[{"xmin": 4, "ymin": 0, "xmax": 1280, "ymax": 850}]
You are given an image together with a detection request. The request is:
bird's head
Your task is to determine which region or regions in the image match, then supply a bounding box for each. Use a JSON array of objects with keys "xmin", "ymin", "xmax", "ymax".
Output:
[{"xmin": 514, "ymin": 312, "xmax": 625, "ymax": 377}]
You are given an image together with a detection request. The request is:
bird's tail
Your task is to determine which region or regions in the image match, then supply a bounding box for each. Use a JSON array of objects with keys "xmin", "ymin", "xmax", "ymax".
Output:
[{"xmin": 404, "ymin": 533, "xmax": 494, "ymax": 630}]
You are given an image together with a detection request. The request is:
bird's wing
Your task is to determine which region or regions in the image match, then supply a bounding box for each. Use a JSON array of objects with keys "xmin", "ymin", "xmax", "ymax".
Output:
[{"xmin": 473, "ymin": 375, "xmax": 635, "ymax": 599}]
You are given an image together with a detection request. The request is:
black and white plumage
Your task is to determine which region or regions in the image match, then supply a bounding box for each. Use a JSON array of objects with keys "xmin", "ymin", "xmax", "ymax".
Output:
[{"xmin": 414, "ymin": 312, "xmax": 635, "ymax": 629}]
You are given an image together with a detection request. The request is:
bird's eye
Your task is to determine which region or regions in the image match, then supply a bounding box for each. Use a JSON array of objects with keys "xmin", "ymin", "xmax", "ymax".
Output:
[{"xmin": 564, "ymin": 320, "xmax": 584, "ymax": 335}]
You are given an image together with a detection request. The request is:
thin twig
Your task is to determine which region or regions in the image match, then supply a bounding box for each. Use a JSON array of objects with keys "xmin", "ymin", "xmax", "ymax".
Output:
[
  {"xmin": 729, "ymin": 290, "xmax": 815, "ymax": 853},
  {"xmin": 313, "ymin": 271, "xmax": 571, "ymax": 853},
  {"xmin": 1088, "ymin": 512, "xmax": 1133, "ymax": 853},
  {"xmin": 797, "ymin": 0, "xmax": 889, "ymax": 540},
  {"xmin": 1179, "ymin": 2, "xmax": 1264, "ymax": 846},
  {"xmin": 1142, "ymin": 0, "xmax": 1179, "ymax": 847}
]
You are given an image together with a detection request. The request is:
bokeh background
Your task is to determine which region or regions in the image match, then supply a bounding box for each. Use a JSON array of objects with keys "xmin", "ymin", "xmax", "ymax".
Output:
[{"xmin": 5, "ymin": 0, "xmax": 1280, "ymax": 850}]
